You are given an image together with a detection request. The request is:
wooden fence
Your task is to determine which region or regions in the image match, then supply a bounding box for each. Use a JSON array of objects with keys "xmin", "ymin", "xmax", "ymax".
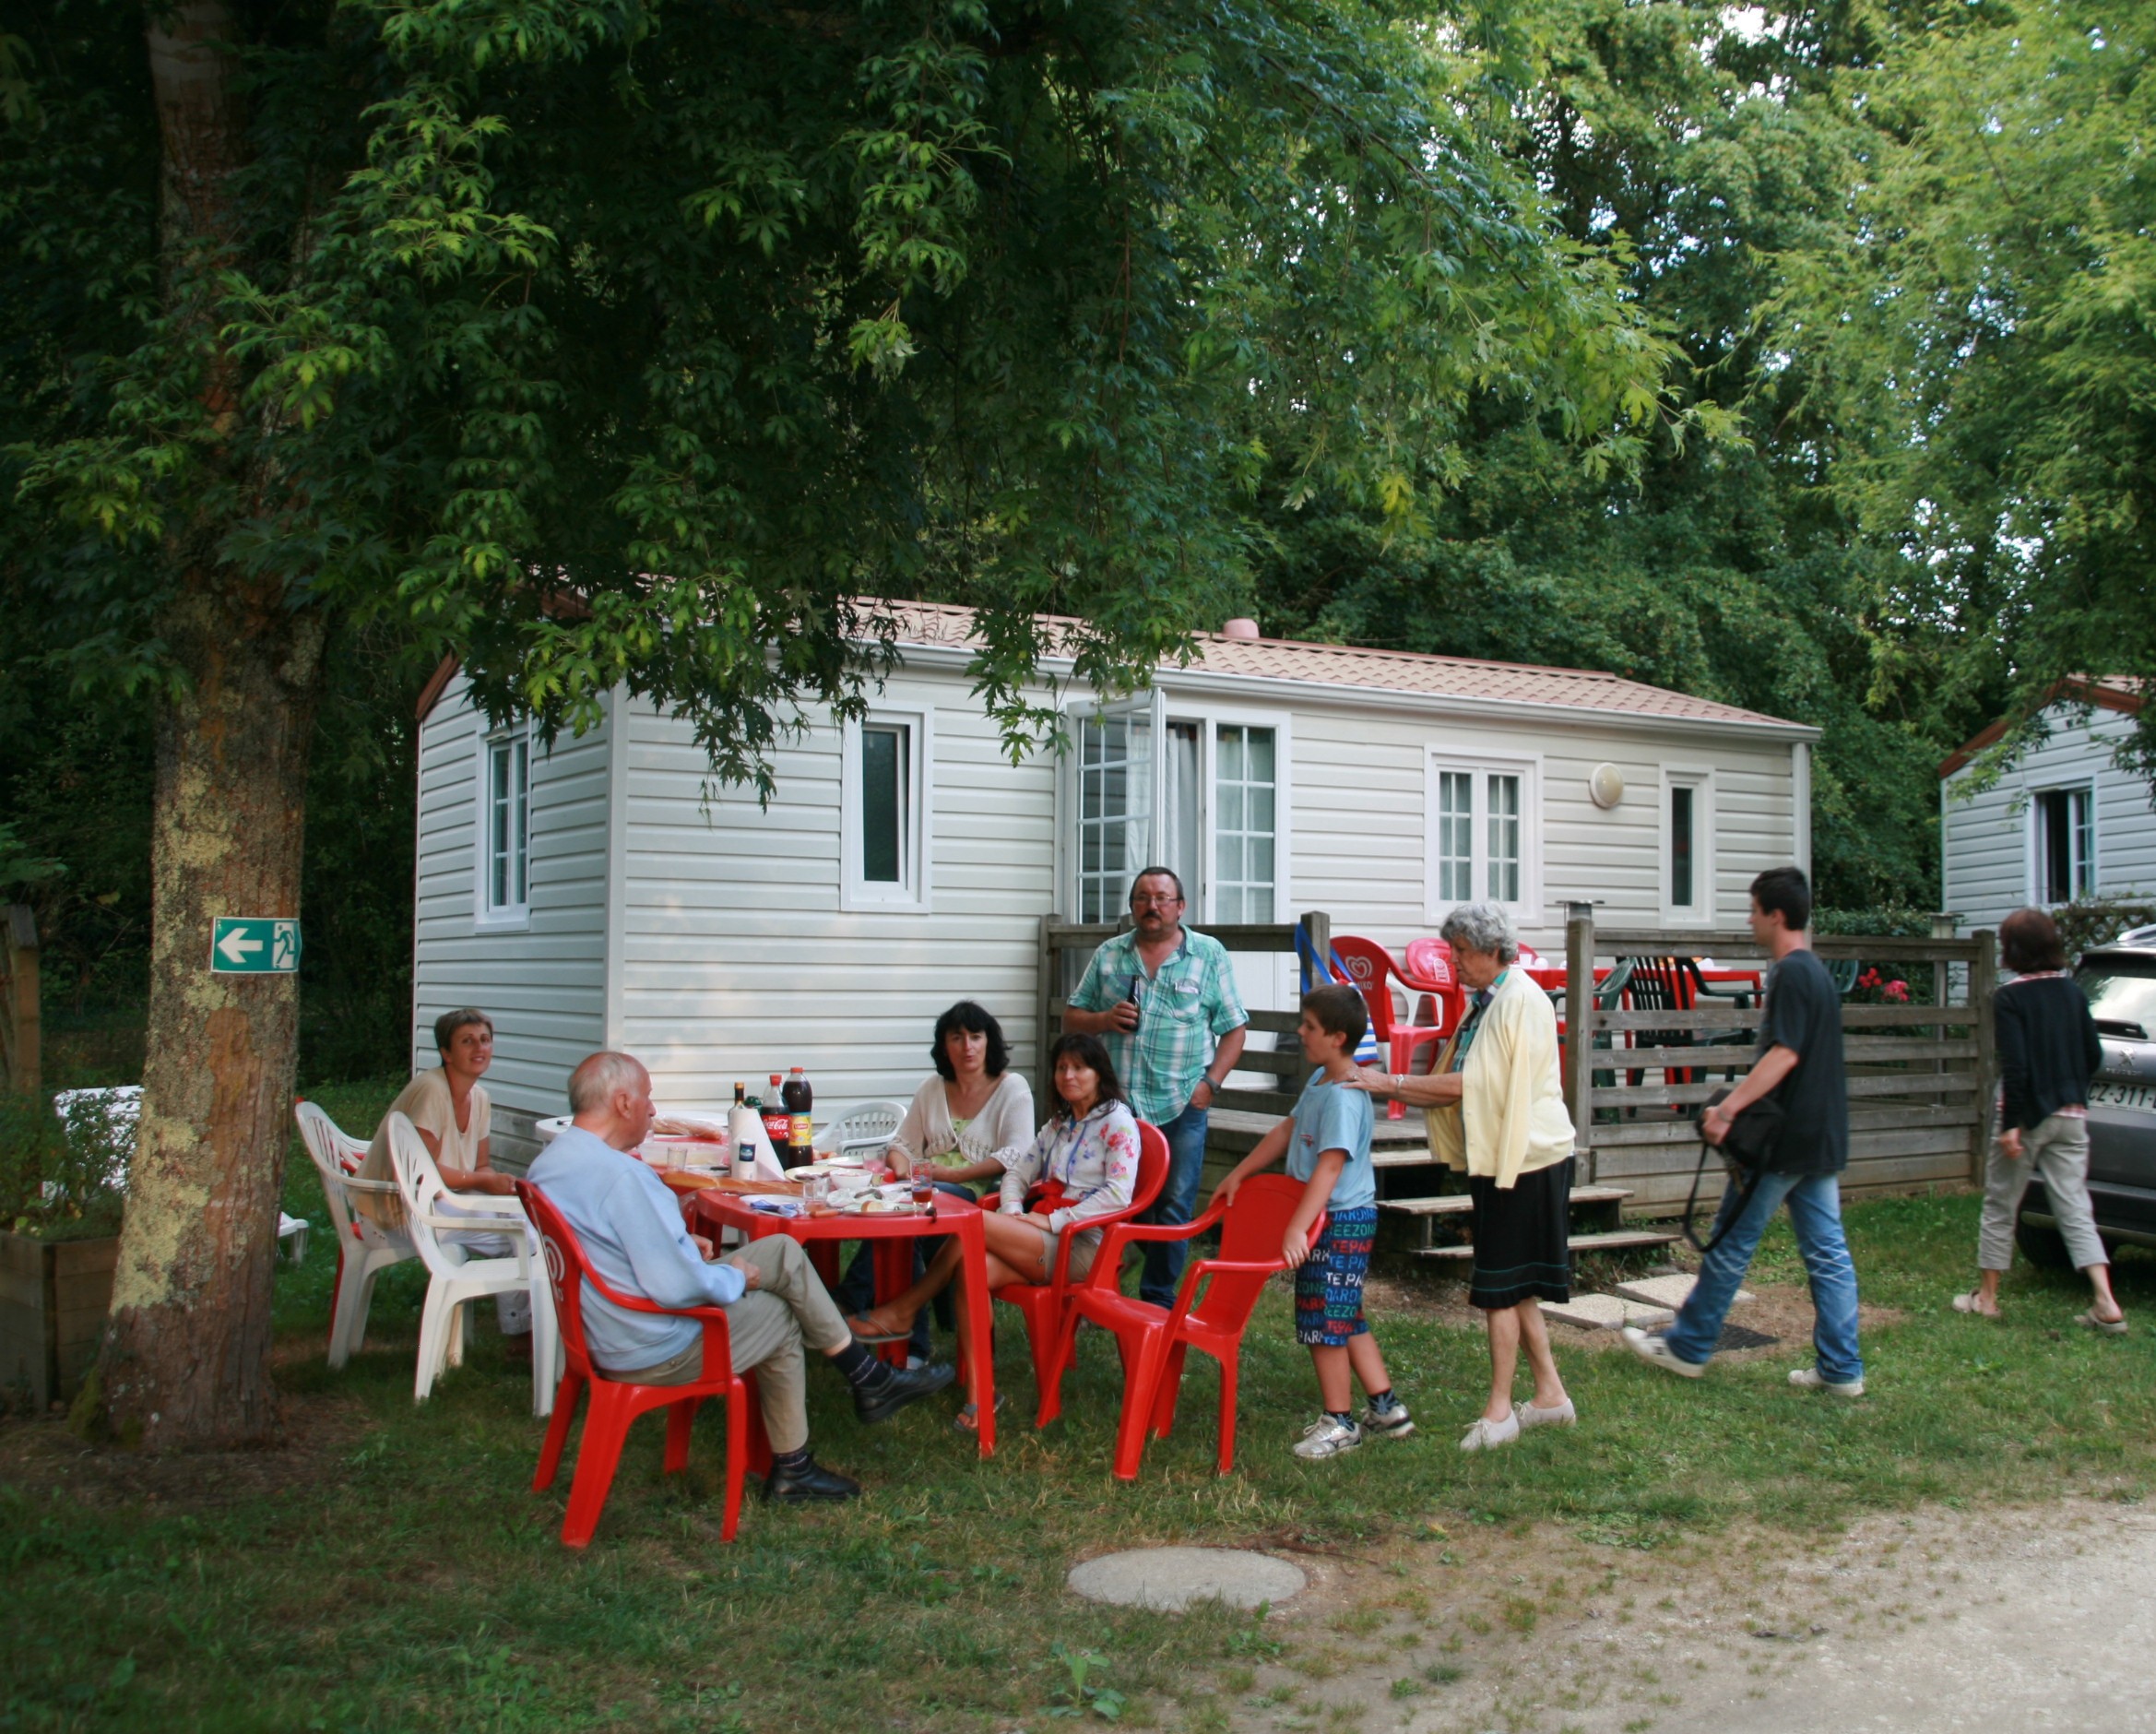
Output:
[
  {"xmin": 1036, "ymin": 907, "xmax": 1998, "ymax": 1217},
  {"xmin": 1560, "ymin": 907, "xmax": 1997, "ymax": 1213}
]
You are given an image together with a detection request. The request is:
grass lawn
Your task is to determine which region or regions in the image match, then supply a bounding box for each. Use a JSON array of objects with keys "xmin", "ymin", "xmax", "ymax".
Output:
[{"xmin": 4, "ymin": 1076, "xmax": 2153, "ymax": 1732}]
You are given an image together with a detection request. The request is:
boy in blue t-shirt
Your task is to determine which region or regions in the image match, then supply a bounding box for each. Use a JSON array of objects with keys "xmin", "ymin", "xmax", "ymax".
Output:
[{"xmin": 1209, "ymin": 983, "xmax": 1410, "ymax": 1459}]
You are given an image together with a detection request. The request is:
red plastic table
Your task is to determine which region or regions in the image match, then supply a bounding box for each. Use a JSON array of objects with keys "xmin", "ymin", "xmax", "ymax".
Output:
[{"xmin": 686, "ymin": 1188, "xmax": 998, "ymax": 1458}]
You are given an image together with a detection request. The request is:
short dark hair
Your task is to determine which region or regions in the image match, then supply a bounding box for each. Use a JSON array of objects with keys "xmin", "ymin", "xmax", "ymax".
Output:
[
  {"xmin": 1749, "ymin": 866, "xmax": 1812, "ymax": 933},
  {"xmin": 930, "ymin": 1001, "xmax": 1011, "ymax": 1080},
  {"xmin": 1129, "ymin": 867, "xmax": 1185, "ymax": 903},
  {"xmin": 433, "ymin": 1007, "xmax": 493, "ymax": 1053},
  {"xmin": 1999, "ymin": 907, "xmax": 2067, "ymax": 973},
  {"xmin": 1047, "ymin": 1031, "xmax": 1126, "ymax": 1118},
  {"xmin": 1301, "ymin": 983, "xmax": 1368, "ymax": 1050}
]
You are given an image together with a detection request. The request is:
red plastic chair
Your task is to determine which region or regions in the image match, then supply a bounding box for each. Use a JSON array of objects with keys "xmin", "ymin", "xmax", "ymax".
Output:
[
  {"xmin": 1330, "ymin": 935, "xmax": 1448, "ymax": 1118},
  {"xmin": 516, "ymin": 1180, "xmax": 771, "ymax": 1548},
  {"xmin": 1400, "ymin": 938, "xmax": 1465, "ymax": 1042},
  {"xmin": 999, "ymin": 1122, "xmax": 1170, "ymax": 1426},
  {"xmin": 1040, "ymin": 1174, "xmax": 1326, "ymax": 1480}
]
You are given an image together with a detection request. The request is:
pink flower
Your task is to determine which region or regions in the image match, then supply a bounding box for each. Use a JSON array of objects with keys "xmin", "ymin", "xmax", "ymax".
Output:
[{"xmin": 1882, "ymin": 980, "xmax": 1910, "ymax": 1004}]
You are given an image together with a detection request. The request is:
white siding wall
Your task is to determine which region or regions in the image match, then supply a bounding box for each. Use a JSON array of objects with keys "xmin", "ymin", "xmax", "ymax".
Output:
[
  {"xmin": 615, "ymin": 671, "xmax": 1059, "ymax": 1115},
  {"xmin": 412, "ymin": 677, "xmax": 610, "ymax": 1137},
  {"xmin": 1286, "ymin": 705, "xmax": 1798, "ymax": 957},
  {"xmin": 411, "ymin": 656, "xmax": 1807, "ymax": 1129},
  {"xmin": 1943, "ymin": 704, "xmax": 2156, "ymax": 932}
]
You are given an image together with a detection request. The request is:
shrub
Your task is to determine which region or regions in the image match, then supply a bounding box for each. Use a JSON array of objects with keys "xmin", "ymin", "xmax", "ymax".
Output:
[{"xmin": 0, "ymin": 1091, "xmax": 131, "ymax": 1241}]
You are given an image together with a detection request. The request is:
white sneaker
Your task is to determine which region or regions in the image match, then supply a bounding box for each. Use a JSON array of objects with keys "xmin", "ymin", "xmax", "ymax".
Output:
[
  {"xmin": 1359, "ymin": 1398, "xmax": 1416, "ymax": 1440},
  {"xmin": 1789, "ymin": 1366, "xmax": 1865, "ymax": 1396},
  {"xmin": 1516, "ymin": 1396, "xmax": 1577, "ymax": 1430},
  {"xmin": 1293, "ymin": 1415, "xmax": 1364, "ymax": 1460},
  {"xmin": 1459, "ymin": 1410, "xmax": 1521, "ymax": 1453},
  {"xmin": 1621, "ymin": 1325, "xmax": 1707, "ymax": 1379}
]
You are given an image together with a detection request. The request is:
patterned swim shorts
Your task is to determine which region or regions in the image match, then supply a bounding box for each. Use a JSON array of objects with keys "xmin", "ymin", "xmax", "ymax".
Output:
[{"xmin": 1294, "ymin": 1205, "xmax": 1378, "ymax": 1348}]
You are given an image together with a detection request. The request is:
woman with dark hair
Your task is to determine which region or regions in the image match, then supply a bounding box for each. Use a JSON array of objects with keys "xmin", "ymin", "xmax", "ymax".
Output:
[
  {"xmin": 835, "ymin": 1003, "xmax": 1035, "ymax": 1365},
  {"xmin": 1955, "ymin": 907, "xmax": 2124, "ymax": 1331},
  {"xmin": 886, "ymin": 1001, "xmax": 1037, "ymax": 1190},
  {"xmin": 848, "ymin": 1032, "xmax": 1140, "ymax": 1424}
]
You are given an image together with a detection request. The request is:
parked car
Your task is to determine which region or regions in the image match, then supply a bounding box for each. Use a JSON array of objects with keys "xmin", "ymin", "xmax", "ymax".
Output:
[{"xmin": 2018, "ymin": 933, "xmax": 2156, "ymax": 1265}]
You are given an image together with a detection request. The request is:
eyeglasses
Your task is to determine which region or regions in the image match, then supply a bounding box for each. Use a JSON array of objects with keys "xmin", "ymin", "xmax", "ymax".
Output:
[{"xmin": 1130, "ymin": 893, "xmax": 1182, "ymax": 908}]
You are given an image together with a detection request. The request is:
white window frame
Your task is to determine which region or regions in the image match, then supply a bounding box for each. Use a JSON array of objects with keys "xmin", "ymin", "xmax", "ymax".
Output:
[
  {"xmin": 473, "ymin": 719, "xmax": 533, "ymax": 932},
  {"xmin": 840, "ymin": 707, "xmax": 933, "ymax": 913},
  {"xmin": 1057, "ymin": 696, "xmax": 1294, "ymax": 926},
  {"xmin": 1423, "ymin": 750, "xmax": 1543, "ymax": 925},
  {"xmin": 2029, "ymin": 783, "xmax": 2094, "ymax": 907},
  {"xmin": 1660, "ymin": 766, "xmax": 1716, "ymax": 925}
]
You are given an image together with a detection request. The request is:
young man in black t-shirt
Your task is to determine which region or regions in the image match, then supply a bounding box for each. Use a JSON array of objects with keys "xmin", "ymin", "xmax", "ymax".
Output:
[{"xmin": 1624, "ymin": 866, "xmax": 1865, "ymax": 1395}]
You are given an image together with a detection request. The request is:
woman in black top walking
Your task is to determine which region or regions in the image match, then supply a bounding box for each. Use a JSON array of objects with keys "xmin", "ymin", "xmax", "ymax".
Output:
[{"xmin": 1954, "ymin": 907, "xmax": 2125, "ymax": 1332}]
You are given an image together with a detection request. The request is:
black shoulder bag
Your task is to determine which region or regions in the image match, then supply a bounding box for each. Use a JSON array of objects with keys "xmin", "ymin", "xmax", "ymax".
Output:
[{"xmin": 1681, "ymin": 1087, "xmax": 1783, "ymax": 1254}]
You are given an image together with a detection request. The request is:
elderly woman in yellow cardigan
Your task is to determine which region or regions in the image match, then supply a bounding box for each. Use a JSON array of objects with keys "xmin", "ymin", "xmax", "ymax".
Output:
[{"xmin": 1349, "ymin": 901, "xmax": 1578, "ymax": 1451}]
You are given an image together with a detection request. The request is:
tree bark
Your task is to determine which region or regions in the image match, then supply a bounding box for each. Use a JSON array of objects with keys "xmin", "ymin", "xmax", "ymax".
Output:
[
  {"xmin": 99, "ymin": 588, "xmax": 326, "ymax": 1448},
  {"xmin": 95, "ymin": 0, "xmax": 328, "ymax": 1448}
]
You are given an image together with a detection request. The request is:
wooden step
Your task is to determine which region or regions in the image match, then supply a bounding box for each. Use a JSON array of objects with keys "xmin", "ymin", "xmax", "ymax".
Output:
[
  {"xmin": 1380, "ymin": 1185, "xmax": 1631, "ymax": 1218},
  {"xmin": 1412, "ymin": 1228, "xmax": 1679, "ymax": 1261}
]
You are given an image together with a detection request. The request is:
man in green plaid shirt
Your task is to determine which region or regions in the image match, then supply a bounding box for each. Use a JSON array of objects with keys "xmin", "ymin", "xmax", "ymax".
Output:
[{"xmin": 1067, "ymin": 867, "xmax": 1249, "ymax": 1306}]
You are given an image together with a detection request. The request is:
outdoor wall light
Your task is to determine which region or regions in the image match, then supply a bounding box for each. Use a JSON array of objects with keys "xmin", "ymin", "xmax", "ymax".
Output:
[{"xmin": 1588, "ymin": 763, "xmax": 1626, "ymax": 809}]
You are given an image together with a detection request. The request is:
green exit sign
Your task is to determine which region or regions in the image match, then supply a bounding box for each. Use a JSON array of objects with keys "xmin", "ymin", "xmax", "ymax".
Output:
[{"xmin": 210, "ymin": 918, "xmax": 302, "ymax": 974}]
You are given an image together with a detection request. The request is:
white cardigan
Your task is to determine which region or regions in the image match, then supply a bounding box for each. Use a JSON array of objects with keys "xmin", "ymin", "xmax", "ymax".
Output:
[{"xmin": 889, "ymin": 1070, "xmax": 1037, "ymax": 1170}]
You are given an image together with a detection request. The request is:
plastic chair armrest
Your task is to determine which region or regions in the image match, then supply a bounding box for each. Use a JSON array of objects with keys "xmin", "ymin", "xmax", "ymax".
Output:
[
  {"xmin": 1085, "ymin": 1199, "xmax": 1229, "ymax": 1290},
  {"xmin": 341, "ymin": 1177, "xmax": 400, "ymax": 1195},
  {"xmin": 434, "ymin": 1192, "xmax": 528, "ymax": 1217},
  {"xmin": 1186, "ymin": 1257, "xmax": 1296, "ymax": 1278}
]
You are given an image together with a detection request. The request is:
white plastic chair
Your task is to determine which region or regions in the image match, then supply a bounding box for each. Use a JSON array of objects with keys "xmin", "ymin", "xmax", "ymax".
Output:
[
  {"xmin": 386, "ymin": 1112, "xmax": 558, "ymax": 1416},
  {"xmin": 811, "ymin": 1099, "xmax": 909, "ymax": 1161},
  {"xmin": 294, "ymin": 1100, "xmax": 416, "ymax": 1368},
  {"xmin": 55, "ymin": 1086, "xmax": 310, "ymax": 1258}
]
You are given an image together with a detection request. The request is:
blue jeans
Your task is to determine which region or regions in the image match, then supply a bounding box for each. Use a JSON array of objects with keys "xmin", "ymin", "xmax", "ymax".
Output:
[
  {"xmin": 1140, "ymin": 1102, "xmax": 1210, "ymax": 1310},
  {"xmin": 1664, "ymin": 1170, "xmax": 1863, "ymax": 1385}
]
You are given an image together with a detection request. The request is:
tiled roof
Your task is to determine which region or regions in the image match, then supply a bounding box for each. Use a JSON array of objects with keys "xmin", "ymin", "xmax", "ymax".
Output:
[{"xmin": 878, "ymin": 600, "xmax": 1807, "ymax": 730}]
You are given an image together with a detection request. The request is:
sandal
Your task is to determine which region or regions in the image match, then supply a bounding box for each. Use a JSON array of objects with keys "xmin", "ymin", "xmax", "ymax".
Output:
[
  {"xmin": 2074, "ymin": 1310, "xmax": 2128, "ymax": 1336},
  {"xmin": 1950, "ymin": 1291, "xmax": 2001, "ymax": 1319},
  {"xmin": 951, "ymin": 1394, "xmax": 1008, "ymax": 1434},
  {"xmin": 846, "ymin": 1315, "xmax": 912, "ymax": 1346}
]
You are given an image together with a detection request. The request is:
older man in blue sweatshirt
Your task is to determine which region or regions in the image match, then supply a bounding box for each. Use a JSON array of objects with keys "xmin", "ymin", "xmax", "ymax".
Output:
[{"xmin": 527, "ymin": 1051, "xmax": 954, "ymax": 1502}]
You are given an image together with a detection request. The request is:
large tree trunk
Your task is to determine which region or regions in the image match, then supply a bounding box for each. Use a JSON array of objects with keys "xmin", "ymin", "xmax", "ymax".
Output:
[
  {"xmin": 99, "ymin": 590, "xmax": 326, "ymax": 1448},
  {"xmin": 94, "ymin": 0, "xmax": 327, "ymax": 1448}
]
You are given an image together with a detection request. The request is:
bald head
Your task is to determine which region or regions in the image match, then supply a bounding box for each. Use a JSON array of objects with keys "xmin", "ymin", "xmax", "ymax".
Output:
[{"xmin": 567, "ymin": 1051, "xmax": 655, "ymax": 1150}]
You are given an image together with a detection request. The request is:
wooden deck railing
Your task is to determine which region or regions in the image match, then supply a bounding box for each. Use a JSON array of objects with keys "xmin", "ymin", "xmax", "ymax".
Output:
[{"xmin": 1561, "ymin": 909, "xmax": 1997, "ymax": 1211}]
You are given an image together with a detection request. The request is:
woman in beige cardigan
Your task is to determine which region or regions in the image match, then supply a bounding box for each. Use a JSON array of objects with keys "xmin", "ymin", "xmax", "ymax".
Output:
[{"xmin": 1351, "ymin": 902, "xmax": 1577, "ymax": 1451}]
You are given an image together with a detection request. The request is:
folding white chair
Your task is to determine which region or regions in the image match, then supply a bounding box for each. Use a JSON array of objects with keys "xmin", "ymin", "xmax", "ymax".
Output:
[
  {"xmin": 294, "ymin": 1099, "xmax": 416, "ymax": 1367},
  {"xmin": 386, "ymin": 1112, "xmax": 558, "ymax": 1416}
]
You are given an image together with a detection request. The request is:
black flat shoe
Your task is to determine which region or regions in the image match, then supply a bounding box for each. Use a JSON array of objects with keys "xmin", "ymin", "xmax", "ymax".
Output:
[
  {"xmin": 852, "ymin": 1359, "xmax": 957, "ymax": 1425},
  {"xmin": 763, "ymin": 1456, "xmax": 862, "ymax": 1502}
]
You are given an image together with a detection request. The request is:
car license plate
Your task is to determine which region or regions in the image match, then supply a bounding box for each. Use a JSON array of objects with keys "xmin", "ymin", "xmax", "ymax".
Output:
[{"xmin": 2090, "ymin": 1082, "xmax": 2156, "ymax": 1113}]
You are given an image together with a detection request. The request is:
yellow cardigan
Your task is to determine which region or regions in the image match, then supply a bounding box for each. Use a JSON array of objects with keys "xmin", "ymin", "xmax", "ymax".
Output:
[{"xmin": 1426, "ymin": 966, "xmax": 1577, "ymax": 1189}]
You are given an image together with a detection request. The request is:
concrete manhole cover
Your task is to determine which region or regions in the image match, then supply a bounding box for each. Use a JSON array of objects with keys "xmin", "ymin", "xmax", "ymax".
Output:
[{"xmin": 1067, "ymin": 1546, "xmax": 1306, "ymax": 1611}]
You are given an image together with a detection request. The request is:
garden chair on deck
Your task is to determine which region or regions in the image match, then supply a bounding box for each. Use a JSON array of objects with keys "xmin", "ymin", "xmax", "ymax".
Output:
[
  {"xmin": 1040, "ymin": 1174, "xmax": 1326, "ymax": 1480},
  {"xmin": 386, "ymin": 1112, "xmax": 558, "ymax": 1416},
  {"xmin": 294, "ymin": 1099, "xmax": 415, "ymax": 1366},
  {"xmin": 997, "ymin": 1121, "xmax": 1169, "ymax": 1426},
  {"xmin": 1330, "ymin": 935, "xmax": 1447, "ymax": 1118},
  {"xmin": 515, "ymin": 1179, "xmax": 771, "ymax": 1547}
]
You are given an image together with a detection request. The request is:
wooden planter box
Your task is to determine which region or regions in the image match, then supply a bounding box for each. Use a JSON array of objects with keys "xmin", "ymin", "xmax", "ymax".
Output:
[{"xmin": 0, "ymin": 1230, "xmax": 117, "ymax": 1411}]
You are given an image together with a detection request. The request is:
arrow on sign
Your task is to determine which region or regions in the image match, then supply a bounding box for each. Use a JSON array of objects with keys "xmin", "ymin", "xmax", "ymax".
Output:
[{"xmin": 216, "ymin": 926, "xmax": 264, "ymax": 966}]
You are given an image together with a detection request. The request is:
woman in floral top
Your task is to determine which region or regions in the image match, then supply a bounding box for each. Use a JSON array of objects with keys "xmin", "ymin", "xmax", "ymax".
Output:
[{"xmin": 849, "ymin": 1033, "xmax": 1140, "ymax": 1341}]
